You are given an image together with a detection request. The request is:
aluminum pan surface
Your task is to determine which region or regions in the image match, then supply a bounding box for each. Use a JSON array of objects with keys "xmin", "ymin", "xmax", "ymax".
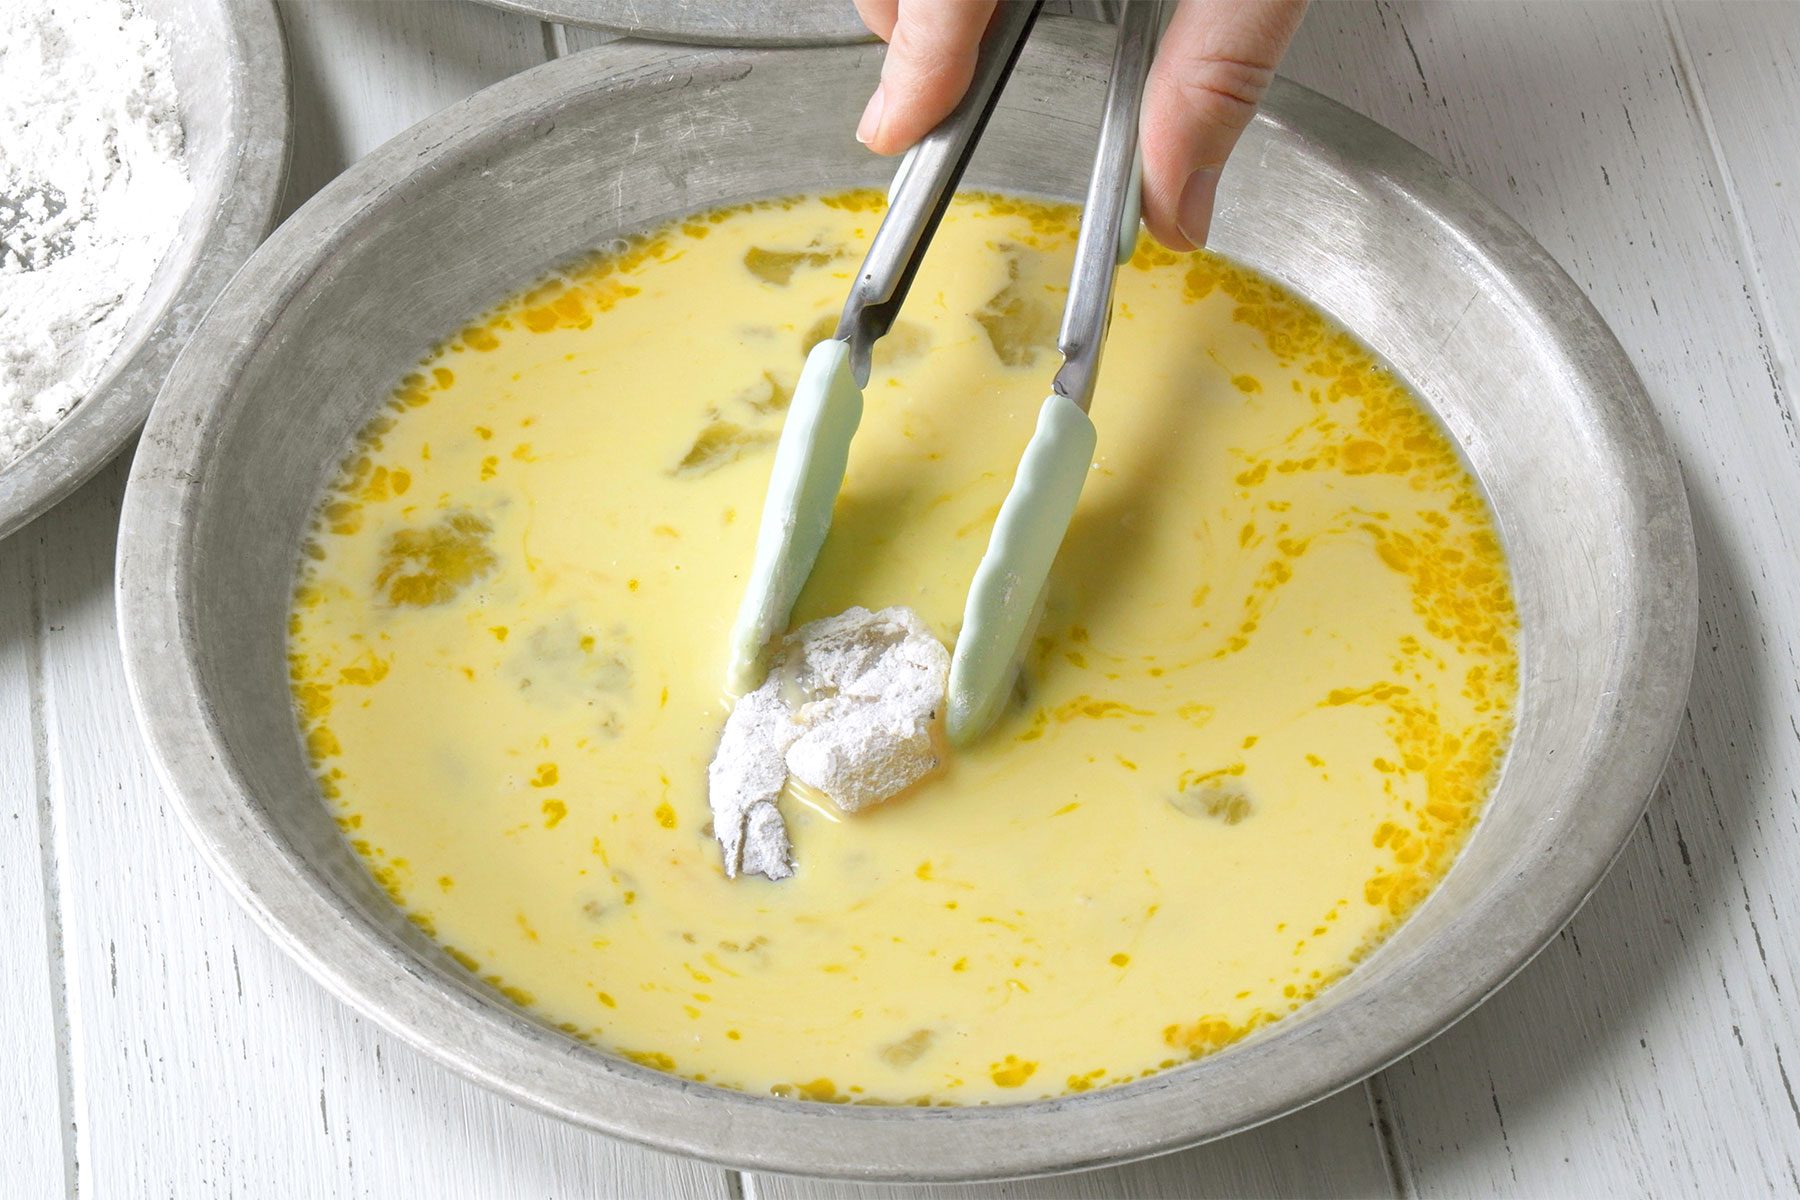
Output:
[
  {"xmin": 481, "ymin": 0, "xmax": 869, "ymax": 43},
  {"xmin": 474, "ymin": 0, "xmax": 1116, "ymax": 44},
  {"xmin": 117, "ymin": 21, "xmax": 1696, "ymax": 1182},
  {"xmin": 0, "ymin": 0, "xmax": 291, "ymax": 539}
]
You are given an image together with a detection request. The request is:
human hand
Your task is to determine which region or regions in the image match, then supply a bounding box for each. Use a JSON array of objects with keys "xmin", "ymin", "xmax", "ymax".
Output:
[{"xmin": 850, "ymin": 0, "xmax": 1307, "ymax": 250}]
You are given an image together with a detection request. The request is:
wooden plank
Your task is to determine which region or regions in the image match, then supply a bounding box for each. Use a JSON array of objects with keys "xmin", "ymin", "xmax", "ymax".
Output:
[
  {"xmin": 1666, "ymin": 1, "xmax": 1800, "ymax": 405},
  {"xmin": 552, "ymin": 21, "xmax": 624, "ymax": 54},
  {"xmin": 275, "ymin": 0, "xmax": 559, "ymax": 213},
  {"xmin": 749, "ymin": 1087, "xmax": 1393, "ymax": 1199},
  {"xmin": 39, "ymin": 459, "xmax": 732, "ymax": 1197},
  {"xmin": 0, "ymin": 532, "xmax": 69, "ymax": 1197},
  {"xmin": 1279, "ymin": 3, "xmax": 1800, "ymax": 1195}
]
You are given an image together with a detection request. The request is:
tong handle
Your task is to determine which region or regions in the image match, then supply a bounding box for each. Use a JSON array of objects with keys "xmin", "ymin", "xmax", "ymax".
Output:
[
  {"xmin": 1051, "ymin": 0, "xmax": 1162, "ymax": 413},
  {"xmin": 836, "ymin": 1, "xmax": 1045, "ymax": 386}
]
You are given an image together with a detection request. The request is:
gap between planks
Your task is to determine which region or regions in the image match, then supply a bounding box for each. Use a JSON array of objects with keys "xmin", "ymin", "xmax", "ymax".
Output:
[
  {"xmin": 27, "ymin": 545, "xmax": 80, "ymax": 1199},
  {"xmin": 1659, "ymin": 0, "xmax": 1798, "ymax": 419},
  {"xmin": 1, "ymin": 533, "xmax": 77, "ymax": 1198}
]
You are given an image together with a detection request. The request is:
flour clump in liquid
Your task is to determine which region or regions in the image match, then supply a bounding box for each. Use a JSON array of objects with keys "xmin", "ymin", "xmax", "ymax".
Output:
[
  {"xmin": 0, "ymin": 0, "xmax": 191, "ymax": 467},
  {"xmin": 708, "ymin": 606, "xmax": 950, "ymax": 880}
]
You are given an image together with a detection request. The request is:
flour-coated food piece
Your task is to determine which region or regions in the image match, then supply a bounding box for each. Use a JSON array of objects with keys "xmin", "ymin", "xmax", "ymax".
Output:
[
  {"xmin": 707, "ymin": 681, "xmax": 800, "ymax": 880},
  {"xmin": 782, "ymin": 606, "xmax": 949, "ymax": 813},
  {"xmin": 707, "ymin": 606, "xmax": 950, "ymax": 878}
]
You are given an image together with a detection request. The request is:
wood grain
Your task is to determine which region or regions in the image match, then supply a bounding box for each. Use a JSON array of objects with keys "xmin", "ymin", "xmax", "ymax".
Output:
[
  {"xmin": 1282, "ymin": 3, "xmax": 1800, "ymax": 1195},
  {"xmin": 553, "ymin": 19, "xmax": 624, "ymax": 53},
  {"xmin": 1668, "ymin": 1, "xmax": 1800, "ymax": 407},
  {"xmin": 0, "ymin": 533, "xmax": 69, "ymax": 1197},
  {"xmin": 748, "ymin": 1087, "xmax": 1394, "ymax": 1199},
  {"xmin": 277, "ymin": 0, "xmax": 560, "ymax": 215}
]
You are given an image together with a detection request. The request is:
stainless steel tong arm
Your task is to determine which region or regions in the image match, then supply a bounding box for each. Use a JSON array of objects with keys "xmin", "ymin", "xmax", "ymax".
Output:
[
  {"xmin": 834, "ymin": 2, "xmax": 1162, "ymax": 406},
  {"xmin": 834, "ymin": 0, "xmax": 1045, "ymax": 387},
  {"xmin": 1052, "ymin": 0, "xmax": 1161, "ymax": 413}
]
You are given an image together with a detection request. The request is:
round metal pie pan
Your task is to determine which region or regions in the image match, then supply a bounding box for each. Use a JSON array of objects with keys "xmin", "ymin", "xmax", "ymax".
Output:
[
  {"xmin": 118, "ymin": 19, "xmax": 1696, "ymax": 1183},
  {"xmin": 0, "ymin": 0, "xmax": 289, "ymax": 539}
]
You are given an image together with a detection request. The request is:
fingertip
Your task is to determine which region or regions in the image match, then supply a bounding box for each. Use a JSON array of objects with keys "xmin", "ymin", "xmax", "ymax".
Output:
[
  {"xmin": 1135, "ymin": 0, "xmax": 1307, "ymax": 251},
  {"xmin": 856, "ymin": 84, "xmax": 887, "ymax": 147},
  {"xmin": 1146, "ymin": 224, "xmax": 1194, "ymax": 254},
  {"xmin": 1136, "ymin": 127, "xmax": 1201, "ymax": 251},
  {"xmin": 861, "ymin": 0, "xmax": 995, "ymax": 155},
  {"xmin": 1141, "ymin": 213, "xmax": 1194, "ymax": 253},
  {"xmin": 852, "ymin": 0, "xmax": 898, "ymax": 41},
  {"xmin": 1175, "ymin": 165, "xmax": 1220, "ymax": 249}
]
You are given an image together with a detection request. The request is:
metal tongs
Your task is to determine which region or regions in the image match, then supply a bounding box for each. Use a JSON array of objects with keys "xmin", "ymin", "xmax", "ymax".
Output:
[{"xmin": 726, "ymin": 1, "xmax": 1161, "ymax": 744}]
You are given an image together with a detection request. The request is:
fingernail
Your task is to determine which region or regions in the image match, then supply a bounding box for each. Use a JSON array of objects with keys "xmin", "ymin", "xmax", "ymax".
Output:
[
  {"xmin": 1177, "ymin": 166, "xmax": 1222, "ymax": 248},
  {"xmin": 856, "ymin": 85, "xmax": 886, "ymax": 146}
]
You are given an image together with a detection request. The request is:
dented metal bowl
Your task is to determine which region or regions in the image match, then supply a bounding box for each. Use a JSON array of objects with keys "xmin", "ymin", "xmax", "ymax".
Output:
[{"xmin": 117, "ymin": 19, "xmax": 1696, "ymax": 1182}]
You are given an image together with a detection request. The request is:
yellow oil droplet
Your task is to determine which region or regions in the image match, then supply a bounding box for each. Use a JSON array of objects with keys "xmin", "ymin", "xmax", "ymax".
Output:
[{"xmin": 989, "ymin": 1056, "xmax": 1037, "ymax": 1088}]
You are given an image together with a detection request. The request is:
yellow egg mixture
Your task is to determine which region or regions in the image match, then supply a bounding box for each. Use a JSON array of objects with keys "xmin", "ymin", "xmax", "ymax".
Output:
[{"xmin": 288, "ymin": 191, "xmax": 1518, "ymax": 1105}]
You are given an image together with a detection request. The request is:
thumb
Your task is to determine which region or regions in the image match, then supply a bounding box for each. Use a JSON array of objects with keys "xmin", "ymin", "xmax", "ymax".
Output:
[
  {"xmin": 854, "ymin": 0, "xmax": 999, "ymax": 155},
  {"xmin": 1138, "ymin": 0, "xmax": 1307, "ymax": 250}
]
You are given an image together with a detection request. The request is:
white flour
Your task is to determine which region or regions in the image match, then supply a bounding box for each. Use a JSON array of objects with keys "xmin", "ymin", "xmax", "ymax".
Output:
[
  {"xmin": 709, "ymin": 606, "xmax": 950, "ymax": 880},
  {"xmin": 0, "ymin": 0, "xmax": 191, "ymax": 467}
]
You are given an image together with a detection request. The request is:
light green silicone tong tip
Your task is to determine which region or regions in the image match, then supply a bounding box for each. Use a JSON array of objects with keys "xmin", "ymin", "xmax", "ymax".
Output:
[
  {"xmin": 725, "ymin": 0, "xmax": 1160, "ymax": 729},
  {"xmin": 724, "ymin": 1, "xmax": 1044, "ymax": 694},
  {"xmin": 945, "ymin": 394, "xmax": 1099, "ymax": 742},
  {"xmin": 725, "ymin": 339, "xmax": 862, "ymax": 696},
  {"xmin": 945, "ymin": 3, "xmax": 1160, "ymax": 746}
]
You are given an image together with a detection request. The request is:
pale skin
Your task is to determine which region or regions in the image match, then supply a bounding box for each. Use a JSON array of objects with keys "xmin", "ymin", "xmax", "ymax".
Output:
[{"xmin": 852, "ymin": 0, "xmax": 1308, "ymax": 250}]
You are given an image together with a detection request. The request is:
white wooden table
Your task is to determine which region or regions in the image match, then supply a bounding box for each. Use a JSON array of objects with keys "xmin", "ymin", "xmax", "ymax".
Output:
[{"xmin": 6, "ymin": 1, "xmax": 1799, "ymax": 1195}]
